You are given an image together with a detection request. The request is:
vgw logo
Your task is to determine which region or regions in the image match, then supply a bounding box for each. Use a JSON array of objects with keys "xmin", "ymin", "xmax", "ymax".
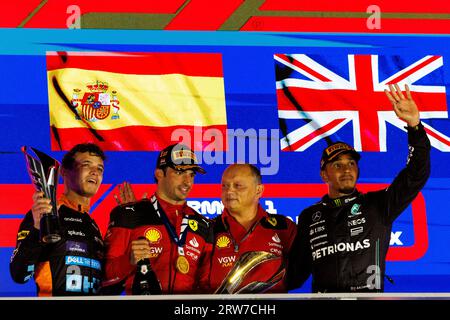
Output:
[{"xmin": 218, "ymin": 256, "xmax": 236, "ymax": 267}]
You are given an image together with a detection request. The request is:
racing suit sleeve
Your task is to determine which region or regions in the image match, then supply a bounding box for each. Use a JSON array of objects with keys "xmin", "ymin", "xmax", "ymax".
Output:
[
  {"xmin": 102, "ymin": 214, "xmax": 134, "ymax": 292},
  {"xmin": 280, "ymin": 218, "xmax": 298, "ymax": 291},
  {"xmin": 9, "ymin": 210, "xmax": 44, "ymax": 284},
  {"xmin": 284, "ymin": 218, "xmax": 298, "ymax": 254},
  {"xmin": 286, "ymin": 212, "xmax": 312, "ymax": 291},
  {"xmin": 383, "ymin": 122, "xmax": 431, "ymax": 224}
]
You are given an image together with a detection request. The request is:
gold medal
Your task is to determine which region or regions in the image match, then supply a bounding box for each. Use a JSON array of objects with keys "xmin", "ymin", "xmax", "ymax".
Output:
[{"xmin": 176, "ymin": 255, "xmax": 190, "ymax": 274}]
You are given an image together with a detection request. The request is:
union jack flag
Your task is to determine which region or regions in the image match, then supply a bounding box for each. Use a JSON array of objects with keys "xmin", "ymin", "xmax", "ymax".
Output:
[{"xmin": 275, "ymin": 53, "xmax": 450, "ymax": 152}]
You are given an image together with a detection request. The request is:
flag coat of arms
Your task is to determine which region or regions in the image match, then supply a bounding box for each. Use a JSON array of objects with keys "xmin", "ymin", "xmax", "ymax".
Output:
[
  {"xmin": 274, "ymin": 53, "xmax": 450, "ymax": 152},
  {"xmin": 47, "ymin": 52, "xmax": 227, "ymax": 151}
]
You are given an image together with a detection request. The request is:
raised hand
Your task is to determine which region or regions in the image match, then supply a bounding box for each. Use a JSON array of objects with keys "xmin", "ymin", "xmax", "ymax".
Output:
[
  {"xmin": 113, "ymin": 181, "xmax": 148, "ymax": 205},
  {"xmin": 31, "ymin": 191, "xmax": 52, "ymax": 230},
  {"xmin": 384, "ymin": 83, "xmax": 420, "ymax": 127}
]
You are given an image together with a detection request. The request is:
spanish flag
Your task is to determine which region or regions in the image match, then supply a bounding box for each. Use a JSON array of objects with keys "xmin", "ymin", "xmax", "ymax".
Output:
[{"xmin": 47, "ymin": 52, "xmax": 227, "ymax": 151}]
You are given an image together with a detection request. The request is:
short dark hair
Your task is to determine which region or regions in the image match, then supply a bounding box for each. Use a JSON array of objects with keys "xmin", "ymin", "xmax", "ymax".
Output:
[
  {"xmin": 153, "ymin": 166, "xmax": 168, "ymax": 183},
  {"xmin": 62, "ymin": 143, "xmax": 106, "ymax": 170},
  {"xmin": 246, "ymin": 164, "xmax": 262, "ymax": 184}
]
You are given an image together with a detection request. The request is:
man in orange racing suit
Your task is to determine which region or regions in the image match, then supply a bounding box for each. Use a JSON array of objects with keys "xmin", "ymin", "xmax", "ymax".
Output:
[{"xmin": 10, "ymin": 143, "xmax": 106, "ymax": 296}]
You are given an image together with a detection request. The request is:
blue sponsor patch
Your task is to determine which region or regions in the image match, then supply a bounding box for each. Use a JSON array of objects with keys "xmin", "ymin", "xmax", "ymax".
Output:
[
  {"xmin": 23, "ymin": 264, "xmax": 35, "ymax": 281},
  {"xmin": 24, "ymin": 274, "xmax": 33, "ymax": 282},
  {"xmin": 65, "ymin": 255, "xmax": 101, "ymax": 270},
  {"xmin": 66, "ymin": 240, "xmax": 87, "ymax": 254}
]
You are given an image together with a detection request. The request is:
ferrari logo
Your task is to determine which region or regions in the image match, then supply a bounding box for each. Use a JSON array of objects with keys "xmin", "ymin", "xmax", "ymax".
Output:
[{"xmin": 189, "ymin": 220, "xmax": 198, "ymax": 231}]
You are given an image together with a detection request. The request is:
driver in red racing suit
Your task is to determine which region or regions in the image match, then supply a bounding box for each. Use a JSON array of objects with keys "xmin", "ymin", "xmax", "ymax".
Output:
[{"xmin": 102, "ymin": 144, "xmax": 213, "ymax": 294}]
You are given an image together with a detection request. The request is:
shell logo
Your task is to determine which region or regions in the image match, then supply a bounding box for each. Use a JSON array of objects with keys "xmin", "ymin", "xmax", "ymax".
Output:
[
  {"xmin": 144, "ymin": 228, "xmax": 162, "ymax": 244},
  {"xmin": 216, "ymin": 235, "xmax": 231, "ymax": 248}
]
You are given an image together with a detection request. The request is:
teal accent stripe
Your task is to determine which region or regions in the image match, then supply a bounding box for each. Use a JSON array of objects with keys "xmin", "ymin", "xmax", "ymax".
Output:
[
  {"xmin": 2, "ymin": 29, "xmax": 450, "ymax": 56},
  {"xmin": 0, "ymin": 29, "xmax": 381, "ymax": 55}
]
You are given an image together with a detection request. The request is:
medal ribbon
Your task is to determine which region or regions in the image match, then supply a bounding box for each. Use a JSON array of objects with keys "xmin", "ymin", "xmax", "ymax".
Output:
[{"xmin": 151, "ymin": 195, "xmax": 189, "ymax": 256}]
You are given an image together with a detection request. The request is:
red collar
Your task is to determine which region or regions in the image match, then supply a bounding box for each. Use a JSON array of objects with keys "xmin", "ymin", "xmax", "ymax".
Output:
[
  {"xmin": 221, "ymin": 205, "xmax": 267, "ymax": 242},
  {"xmin": 153, "ymin": 194, "xmax": 194, "ymax": 227}
]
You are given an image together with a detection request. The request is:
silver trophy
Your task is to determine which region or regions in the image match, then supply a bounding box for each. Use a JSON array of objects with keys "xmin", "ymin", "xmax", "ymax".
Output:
[
  {"xmin": 214, "ymin": 251, "xmax": 286, "ymax": 294},
  {"xmin": 22, "ymin": 146, "xmax": 61, "ymax": 244}
]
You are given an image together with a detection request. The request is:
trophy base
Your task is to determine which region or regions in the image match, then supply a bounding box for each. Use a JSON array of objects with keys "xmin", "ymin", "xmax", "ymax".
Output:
[
  {"xmin": 40, "ymin": 214, "xmax": 62, "ymax": 244},
  {"xmin": 42, "ymin": 234, "xmax": 62, "ymax": 244}
]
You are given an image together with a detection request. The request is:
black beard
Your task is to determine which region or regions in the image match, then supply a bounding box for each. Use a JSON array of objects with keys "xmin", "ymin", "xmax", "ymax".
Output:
[{"xmin": 338, "ymin": 187, "xmax": 356, "ymax": 195}]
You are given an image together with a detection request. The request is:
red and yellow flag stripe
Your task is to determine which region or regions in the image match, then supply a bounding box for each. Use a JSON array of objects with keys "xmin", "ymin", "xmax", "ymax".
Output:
[{"xmin": 47, "ymin": 52, "xmax": 227, "ymax": 151}]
